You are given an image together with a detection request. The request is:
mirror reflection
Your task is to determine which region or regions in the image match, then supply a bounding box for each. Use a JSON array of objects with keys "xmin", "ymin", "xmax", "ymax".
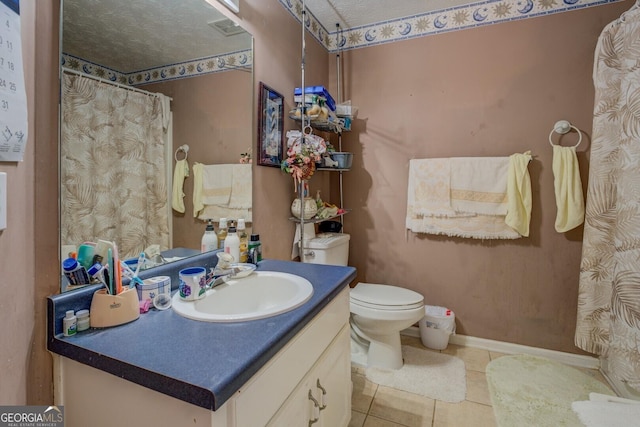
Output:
[{"xmin": 60, "ymin": 0, "xmax": 253, "ymax": 292}]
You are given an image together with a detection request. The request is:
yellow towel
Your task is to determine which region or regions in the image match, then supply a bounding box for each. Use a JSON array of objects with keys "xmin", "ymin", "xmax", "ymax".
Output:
[
  {"xmin": 171, "ymin": 159, "xmax": 189, "ymax": 214},
  {"xmin": 505, "ymin": 151, "xmax": 532, "ymax": 237},
  {"xmin": 192, "ymin": 162, "xmax": 204, "ymax": 218},
  {"xmin": 552, "ymin": 145, "xmax": 584, "ymax": 232}
]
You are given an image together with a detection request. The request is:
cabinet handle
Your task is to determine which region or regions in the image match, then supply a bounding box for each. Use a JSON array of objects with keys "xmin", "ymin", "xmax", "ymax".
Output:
[
  {"xmin": 316, "ymin": 379, "xmax": 327, "ymax": 410},
  {"xmin": 308, "ymin": 390, "xmax": 320, "ymax": 425}
]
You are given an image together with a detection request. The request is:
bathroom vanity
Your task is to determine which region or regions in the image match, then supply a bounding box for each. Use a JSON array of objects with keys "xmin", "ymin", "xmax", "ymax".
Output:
[{"xmin": 48, "ymin": 259, "xmax": 356, "ymax": 427}]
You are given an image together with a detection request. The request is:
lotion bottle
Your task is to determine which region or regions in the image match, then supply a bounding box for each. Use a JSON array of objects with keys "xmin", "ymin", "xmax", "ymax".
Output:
[
  {"xmin": 224, "ymin": 226, "xmax": 240, "ymax": 263},
  {"xmin": 237, "ymin": 219, "xmax": 248, "ymax": 262},
  {"xmin": 217, "ymin": 218, "xmax": 228, "ymax": 249},
  {"xmin": 201, "ymin": 219, "xmax": 218, "ymax": 253}
]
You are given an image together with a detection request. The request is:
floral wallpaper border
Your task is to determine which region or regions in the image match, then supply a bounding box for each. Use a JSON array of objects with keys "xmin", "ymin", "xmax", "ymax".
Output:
[
  {"xmin": 61, "ymin": 49, "xmax": 253, "ymax": 87},
  {"xmin": 279, "ymin": 0, "xmax": 624, "ymax": 52}
]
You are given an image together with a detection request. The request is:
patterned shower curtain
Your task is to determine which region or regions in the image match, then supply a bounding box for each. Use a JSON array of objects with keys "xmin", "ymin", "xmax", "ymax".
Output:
[
  {"xmin": 575, "ymin": 2, "xmax": 640, "ymax": 391},
  {"xmin": 61, "ymin": 73, "xmax": 170, "ymax": 259}
]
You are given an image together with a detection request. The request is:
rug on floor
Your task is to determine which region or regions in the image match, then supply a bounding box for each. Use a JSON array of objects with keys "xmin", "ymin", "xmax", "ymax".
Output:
[
  {"xmin": 361, "ymin": 345, "xmax": 466, "ymax": 403},
  {"xmin": 486, "ymin": 354, "xmax": 615, "ymax": 427}
]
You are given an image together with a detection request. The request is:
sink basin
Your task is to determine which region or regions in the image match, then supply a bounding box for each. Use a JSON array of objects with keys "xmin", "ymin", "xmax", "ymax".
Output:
[{"xmin": 171, "ymin": 271, "xmax": 314, "ymax": 322}]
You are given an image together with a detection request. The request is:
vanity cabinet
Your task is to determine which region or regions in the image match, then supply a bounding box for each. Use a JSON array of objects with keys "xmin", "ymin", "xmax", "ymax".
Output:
[{"xmin": 54, "ymin": 286, "xmax": 351, "ymax": 427}]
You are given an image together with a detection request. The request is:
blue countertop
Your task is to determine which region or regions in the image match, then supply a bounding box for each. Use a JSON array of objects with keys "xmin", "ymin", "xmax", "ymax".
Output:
[{"xmin": 47, "ymin": 259, "xmax": 356, "ymax": 411}]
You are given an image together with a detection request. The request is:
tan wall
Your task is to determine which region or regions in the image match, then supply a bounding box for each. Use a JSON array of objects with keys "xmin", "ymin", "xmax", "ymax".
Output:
[
  {"xmin": 331, "ymin": 2, "xmax": 632, "ymax": 353},
  {"xmin": 14, "ymin": 0, "xmax": 633, "ymax": 407}
]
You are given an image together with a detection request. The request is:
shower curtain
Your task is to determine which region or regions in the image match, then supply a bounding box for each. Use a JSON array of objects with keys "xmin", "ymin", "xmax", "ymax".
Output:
[
  {"xmin": 61, "ymin": 73, "xmax": 171, "ymax": 259},
  {"xmin": 575, "ymin": 1, "xmax": 640, "ymax": 391}
]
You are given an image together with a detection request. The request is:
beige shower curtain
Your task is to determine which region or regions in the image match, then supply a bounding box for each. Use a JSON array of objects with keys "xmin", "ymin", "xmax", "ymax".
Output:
[
  {"xmin": 61, "ymin": 73, "xmax": 170, "ymax": 259},
  {"xmin": 575, "ymin": 2, "xmax": 640, "ymax": 391}
]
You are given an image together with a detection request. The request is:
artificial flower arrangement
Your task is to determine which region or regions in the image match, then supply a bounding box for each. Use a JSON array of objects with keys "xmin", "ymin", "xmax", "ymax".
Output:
[
  {"xmin": 281, "ymin": 130, "xmax": 327, "ymax": 190},
  {"xmin": 239, "ymin": 147, "xmax": 252, "ymax": 164}
]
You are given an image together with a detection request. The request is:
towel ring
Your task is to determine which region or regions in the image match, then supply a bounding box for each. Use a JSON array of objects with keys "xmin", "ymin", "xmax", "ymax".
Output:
[
  {"xmin": 175, "ymin": 144, "xmax": 189, "ymax": 161},
  {"xmin": 548, "ymin": 120, "xmax": 582, "ymax": 148}
]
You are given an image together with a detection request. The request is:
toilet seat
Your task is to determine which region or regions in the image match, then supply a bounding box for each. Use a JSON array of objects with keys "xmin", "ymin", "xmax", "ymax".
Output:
[{"xmin": 350, "ymin": 283, "xmax": 424, "ymax": 311}]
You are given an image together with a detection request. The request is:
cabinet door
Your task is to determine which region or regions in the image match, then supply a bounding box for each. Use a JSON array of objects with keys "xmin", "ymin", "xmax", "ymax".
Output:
[
  {"xmin": 266, "ymin": 377, "xmax": 318, "ymax": 426},
  {"xmin": 313, "ymin": 325, "xmax": 352, "ymax": 427}
]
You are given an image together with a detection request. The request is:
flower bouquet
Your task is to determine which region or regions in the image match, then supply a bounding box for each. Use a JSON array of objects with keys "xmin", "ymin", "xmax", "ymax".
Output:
[{"xmin": 281, "ymin": 130, "xmax": 327, "ymax": 190}]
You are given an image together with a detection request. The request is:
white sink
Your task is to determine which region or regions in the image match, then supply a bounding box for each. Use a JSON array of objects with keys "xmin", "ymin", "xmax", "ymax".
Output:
[{"xmin": 171, "ymin": 271, "xmax": 314, "ymax": 322}]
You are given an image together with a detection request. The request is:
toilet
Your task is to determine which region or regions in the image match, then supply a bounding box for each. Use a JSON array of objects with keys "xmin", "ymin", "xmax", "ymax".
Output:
[
  {"xmin": 301, "ymin": 233, "xmax": 424, "ymax": 370},
  {"xmin": 350, "ymin": 283, "xmax": 424, "ymax": 369}
]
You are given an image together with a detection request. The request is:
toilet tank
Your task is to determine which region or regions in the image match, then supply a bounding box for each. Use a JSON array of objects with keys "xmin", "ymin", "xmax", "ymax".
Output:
[{"xmin": 302, "ymin": 233, "xmax": 350, "ymax": 266}]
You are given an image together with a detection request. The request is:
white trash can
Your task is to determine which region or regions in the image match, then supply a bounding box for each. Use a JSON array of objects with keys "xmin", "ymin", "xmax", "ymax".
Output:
[{"xmin": 419, "ymin": 306, "xmax": 456, "ymax": 350}]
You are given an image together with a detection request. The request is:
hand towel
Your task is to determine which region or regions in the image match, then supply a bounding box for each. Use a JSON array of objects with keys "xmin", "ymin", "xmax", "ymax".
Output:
[
  {"xmin": 192, "ymin": 162, "xmax": 204, "ymax": 218},
  {"xmin": 505, "ymin": 151, "xmax": 532, "ymax": 237},
  {"xmin": 202, "ymin": 164, "xmax": 234, "ymax": 205},
  {"xmin": 171, "ymin": 159, "xmax": 189, "ymax": 214},
  {"xmin": 552, "ymin": 145, "xmax": 584, "ymax": 232},
  {"xmin": 228, "ymin": 164, "xmax": 252, "ymax": 209}
]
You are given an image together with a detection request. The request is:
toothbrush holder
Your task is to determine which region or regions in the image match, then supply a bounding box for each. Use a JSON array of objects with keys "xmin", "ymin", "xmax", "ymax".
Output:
[{"xmin": 90, "ymin": 287, "xmax": 140, "ymax": 328}]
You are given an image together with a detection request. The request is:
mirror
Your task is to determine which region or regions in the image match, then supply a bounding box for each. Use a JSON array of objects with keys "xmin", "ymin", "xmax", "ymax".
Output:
[{"xmin": 60, "ymin": 0, "xmax": 253, "ymax": 292}]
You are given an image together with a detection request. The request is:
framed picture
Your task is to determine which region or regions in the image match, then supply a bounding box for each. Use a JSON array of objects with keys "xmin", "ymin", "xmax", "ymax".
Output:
[{"xmin": 257, "ymin": 82, "xmax": 285, "ymax": 167}]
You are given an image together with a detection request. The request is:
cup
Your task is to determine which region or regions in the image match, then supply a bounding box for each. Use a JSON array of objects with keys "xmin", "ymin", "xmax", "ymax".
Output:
[{"xmin": 178, "ymin": 267, "xmax": 207, "ymax": 301}]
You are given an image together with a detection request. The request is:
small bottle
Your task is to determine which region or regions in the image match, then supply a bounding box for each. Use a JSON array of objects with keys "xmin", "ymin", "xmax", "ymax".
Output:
[
  {"xmin": 62, "ymin": 257, "xmax": 91, "ymax": 287},
  {"xmin": 63, "ymin": 310, "xmax": 77, "ymax": 337},
  {"xmin": 237, "ymin": 219, "xmax": 249, "ymax": 263},
  {"xmin": 248, "ymin": 234, "xmax": 262, "ymax": 263},
  {"xmin": 76, "ymin": 309, "xmax": 90, "ymax": 332},
  {"xmin": 224, "ymin": 226, "xmax": 240, "ymax": 263},
  {"xmin": 217, "ymin": 218, "xmax": 228, "ymax": 250},
  {"xmin": 201, "ymin": 219, "xmax": 218, "ymax": 253}
]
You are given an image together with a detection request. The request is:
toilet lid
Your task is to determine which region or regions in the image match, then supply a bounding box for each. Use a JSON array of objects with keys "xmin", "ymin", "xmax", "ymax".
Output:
[{"xmin": 350, "ymin": 283, "xmax": 424, "ymax": 309}]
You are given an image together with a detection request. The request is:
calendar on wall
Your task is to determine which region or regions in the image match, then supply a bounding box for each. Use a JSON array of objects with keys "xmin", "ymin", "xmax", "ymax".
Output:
[{"xmin": 0, "ymin": 0, "xmax": 27, "ymax": 162}]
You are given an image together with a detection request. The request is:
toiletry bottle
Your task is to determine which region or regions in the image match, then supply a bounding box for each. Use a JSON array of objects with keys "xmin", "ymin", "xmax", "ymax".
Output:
[
  {"xmin": 248, "ymin": 234, "xmax": 262, "ymax": 263},
  {"xmin": 75, "ymin": 309, "xmax": 90, "ymax": 332},
  {"xmin": 224, "ymin": 226, "xmax": 240, "ymax": 263},
  {"xmin": 63, "ymin": 310, "xmax": 77, "ymax": 337},
  {"xmin": 62, "ymin": 257, "xmax": 91, "ymax": 287},
  {"xmin": 217, "ymin": 218, "xmax": 228, "ymax": 249},
  {"xmin": 237, "ymin": 218, "xmax": 248, "ymax": 262},
  {"xmin": 201, "ymin": 219, "xmax": 218, "ymax": 253}
]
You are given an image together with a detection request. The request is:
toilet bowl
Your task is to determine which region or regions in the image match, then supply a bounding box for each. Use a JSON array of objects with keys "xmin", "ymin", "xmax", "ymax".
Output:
[{"xmin": 350, "ymin": 283, "xmax": 424, "ymax": 370}]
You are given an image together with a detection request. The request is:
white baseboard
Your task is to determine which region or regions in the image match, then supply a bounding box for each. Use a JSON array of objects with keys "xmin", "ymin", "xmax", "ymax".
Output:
[{"xmin": 402, "ymin": 326, "xmax": 600, "ymax": 370}]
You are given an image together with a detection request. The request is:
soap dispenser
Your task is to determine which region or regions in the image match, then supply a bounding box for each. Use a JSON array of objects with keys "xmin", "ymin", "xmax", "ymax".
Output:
[
  {"xmin": 224, "ymin": 225, "xmax": 240, "ymax": 263},
  {"xmin": 217, "ymin": 218, "xmax": 228, "ymax": 249},
  {"xmin": 201, "ymin": 219, "xmax": 218, "ymax": 253}
]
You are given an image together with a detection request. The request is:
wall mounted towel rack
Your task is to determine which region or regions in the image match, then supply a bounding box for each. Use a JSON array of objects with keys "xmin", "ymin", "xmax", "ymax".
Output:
[
  {"xmin": 549, "ymin": 120, "xmax": 582, "ymax": 148},
  {"xmin": 175, "ymin": 144, "xmax": 189, "ymax": 161}
]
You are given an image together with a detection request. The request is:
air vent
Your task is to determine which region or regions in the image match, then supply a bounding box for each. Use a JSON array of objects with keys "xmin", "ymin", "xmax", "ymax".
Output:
[{"xmin": 208, "ymin": 18, "xmax": 245, "ymax": 37}]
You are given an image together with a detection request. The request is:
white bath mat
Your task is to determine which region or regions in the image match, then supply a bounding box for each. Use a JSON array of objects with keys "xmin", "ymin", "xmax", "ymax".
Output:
[{"xmin": 362, "ymin": 345, "xmax": 466, "ymax": 403}]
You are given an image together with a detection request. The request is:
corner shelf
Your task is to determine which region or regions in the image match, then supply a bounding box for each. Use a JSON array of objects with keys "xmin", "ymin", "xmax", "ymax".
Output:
[
  {"xmin": 289, "ymin": 114, "xmax": 351, "ymax": 134},
  {"xmin": 288, "ymin": 209, "xmax": 351, "ymax": 224}
]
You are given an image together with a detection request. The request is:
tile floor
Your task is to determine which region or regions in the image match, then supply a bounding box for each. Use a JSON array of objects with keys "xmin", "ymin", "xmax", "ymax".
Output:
[{"xmin": 348, "ymin": 336, "xmax": 611, "ymax": 427}]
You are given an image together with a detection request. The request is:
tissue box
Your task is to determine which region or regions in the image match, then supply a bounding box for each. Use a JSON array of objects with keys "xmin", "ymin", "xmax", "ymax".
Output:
[{"xmin": 135, "ymin": 276, "xmax": 171, "ymax": 302}]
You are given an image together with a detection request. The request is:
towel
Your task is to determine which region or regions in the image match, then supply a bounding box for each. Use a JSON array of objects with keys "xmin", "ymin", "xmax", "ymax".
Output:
[
  {"xmin": 450, "ymin": 157, "xmax": 509, "ymax": 216},
  {"xmin": 406, "ymin": 158, "xmax": 520, "ymax": 239},
  {"xmin": 552, "ymin": 145, "xmax": 584, "ymax": 232},
  {"xmin": 194, "ymin": 163, "xmax": 252, "ymax": 221},
  {"xmin": 171, "ymin": 159, "xmax": 189, "ymax": 214},
  {"xmin": 202, "ymin": 164, "xmax": 234, "ymax": 205},
  {"xmin": 505, "ymin": 151, "xmax": 532, "ymax": 236}
]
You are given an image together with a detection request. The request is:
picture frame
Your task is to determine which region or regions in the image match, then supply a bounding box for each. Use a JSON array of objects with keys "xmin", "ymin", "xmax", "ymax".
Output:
[{"xmin": 257, "ymin": 82, "xmax": 285, "ymax": 167}]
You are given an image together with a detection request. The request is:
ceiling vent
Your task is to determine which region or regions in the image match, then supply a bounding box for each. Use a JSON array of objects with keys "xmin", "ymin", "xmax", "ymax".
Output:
[{"xmin": 208, "ymin": 18, "xmax": 245, "ymax": 37}]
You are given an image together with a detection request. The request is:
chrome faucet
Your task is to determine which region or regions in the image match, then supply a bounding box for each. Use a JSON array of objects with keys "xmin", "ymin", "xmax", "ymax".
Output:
[{"xmin": 207, "ymin": 252, "xmax": 240, "ymax": 289}]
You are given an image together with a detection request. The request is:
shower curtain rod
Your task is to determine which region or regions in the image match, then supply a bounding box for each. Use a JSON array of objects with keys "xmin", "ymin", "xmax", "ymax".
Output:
[{"xmin": 61, "ymin": 67, "xmax": 173, "ymax": 101}]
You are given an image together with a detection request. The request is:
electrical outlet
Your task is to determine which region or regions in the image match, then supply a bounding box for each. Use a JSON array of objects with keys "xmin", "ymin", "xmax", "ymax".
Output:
[{"xmin": 0, "ymin": 172, "xmax": 6, "ymax": 230}]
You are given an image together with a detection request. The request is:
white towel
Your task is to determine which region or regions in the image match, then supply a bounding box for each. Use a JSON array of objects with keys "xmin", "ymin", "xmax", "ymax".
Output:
[
  {"xmin": 450, "ymin": 157, "xmax": 509, "ymax": 216},
  {"xmin": 406, "ymin": 157, "xmax": 520, "ymax": 240},
  {"xmin": 228, "ymin": 164, "xmax": 252, "ymax": 209},
  {"xmin": 202, "ymin": 164, "xmax": 234, "ymax": 205}
]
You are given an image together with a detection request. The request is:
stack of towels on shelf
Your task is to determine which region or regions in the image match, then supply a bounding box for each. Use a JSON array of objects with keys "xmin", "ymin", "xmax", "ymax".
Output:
[
  {"xmin": 193, "ymin": 163, "xmax": 252, "ymax": 221},
  {"xmin": 406, "ymin": 152, "xmax": 532, "ymax": 239}
]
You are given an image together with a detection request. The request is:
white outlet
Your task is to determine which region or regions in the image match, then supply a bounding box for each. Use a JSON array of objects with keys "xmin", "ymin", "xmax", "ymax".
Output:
[{"xmin": 0, "ymin": 172, "xmax": 6, "ymax": 230}]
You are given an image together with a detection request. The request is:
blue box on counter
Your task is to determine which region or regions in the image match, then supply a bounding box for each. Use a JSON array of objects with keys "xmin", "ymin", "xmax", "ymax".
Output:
[{"xmin": 294, "ymin": 86, "xmax": 336, "ymax": 111}]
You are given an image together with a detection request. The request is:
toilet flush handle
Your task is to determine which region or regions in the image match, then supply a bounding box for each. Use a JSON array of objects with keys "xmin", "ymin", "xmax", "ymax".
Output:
[{"xmin": 304, "ymin": 250, "xmax": 315, "ymax": 259}]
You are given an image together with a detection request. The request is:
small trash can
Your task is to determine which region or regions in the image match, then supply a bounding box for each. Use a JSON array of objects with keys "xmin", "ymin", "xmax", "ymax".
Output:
[{"xmin": 419, "ymin": 305, "xmax": 456, "ymax": 350}]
